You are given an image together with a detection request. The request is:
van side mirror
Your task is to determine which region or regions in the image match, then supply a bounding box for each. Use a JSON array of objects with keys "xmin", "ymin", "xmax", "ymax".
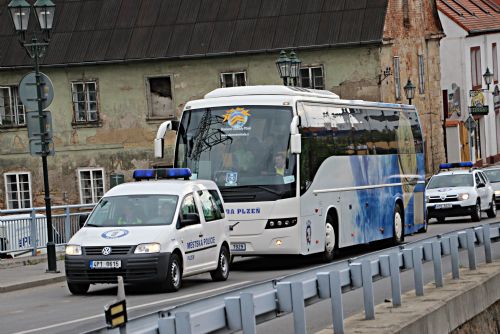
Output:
[
  {"xmin": 178, "ymin": 213, "xmax": 200, "ymax": 229},
  {"xmin": 477, "ymin": 183, "xmax": 485, "ymax": 188},
  {"xmin": 79, "ymin": 213, "xmax": 89, "ymax": 228}
]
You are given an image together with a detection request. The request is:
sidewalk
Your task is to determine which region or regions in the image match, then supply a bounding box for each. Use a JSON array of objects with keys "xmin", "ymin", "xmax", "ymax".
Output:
[{"xmin": 0, "ymin": 255, "xmax": 66, "ymax": 293}]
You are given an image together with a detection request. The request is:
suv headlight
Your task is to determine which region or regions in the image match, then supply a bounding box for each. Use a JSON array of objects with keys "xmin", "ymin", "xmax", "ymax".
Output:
[
  {"xmin": 65, "ymin": 245, "xmax": 82, "ymax": 256},
  {"xmin": 495, "ymin": 190, "xmax": 500, "ymax": 196},
  {"xmin": 458, "ymin": 193, "xmax": 470, "ymax": 201},
  {"xmin": 134, "ymin": 243, "xmax": 161, "ymax": 254}
]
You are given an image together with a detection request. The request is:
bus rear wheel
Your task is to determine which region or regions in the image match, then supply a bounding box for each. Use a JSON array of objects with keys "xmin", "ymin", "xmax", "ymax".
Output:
[
  {"xmin": 393, "ymin": 204, "xmax": 404, "ymax": 244},
  {"xmin": 321, "ymin": 215, "xmax": 337, "ymax": 262}
]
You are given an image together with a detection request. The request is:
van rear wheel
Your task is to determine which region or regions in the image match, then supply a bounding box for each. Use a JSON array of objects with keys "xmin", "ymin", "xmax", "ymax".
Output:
[
  {"xmin": 210, "ymin": 246, "xmax": 230, "ymax": 281},
  {"xmin": 67, "ymin": 281, "xmax": 90, "ymax": 295}
]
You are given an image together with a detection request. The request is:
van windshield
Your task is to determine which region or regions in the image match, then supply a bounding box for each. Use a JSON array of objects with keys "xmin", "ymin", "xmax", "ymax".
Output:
[{"xmin": 85, "ymin": 195, "xmax": 178, "ymax": 227}]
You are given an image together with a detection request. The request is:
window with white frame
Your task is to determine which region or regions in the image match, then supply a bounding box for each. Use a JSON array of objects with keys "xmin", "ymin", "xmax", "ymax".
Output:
[
  {"xmin": 146, "ymin": 76, "xmax": 174, "ymax": 119},
  {"xmin": 71, "ymin": 81, "xmax": 99, "ymax": 124},
  {"xmin": 0, "ymin": 86, "xmax": 26, "ymax": 127},
  {"xmin": 220, "ymin": 72, "xmax": 247, "ymax": 88},
  {"xmin": 300, "ymin": 66, "xmax": 324, "ymax": 89},
  {"xmin": 78, "ymin": 168, "xmax": 105, "ymax": 204},
  {"xmin": 393, "ymin": 57, "xmax": 401, "ymax": 100},
  {"xmin": 4, "ymin": 172, "xmax": 32, "ymax": 209},
  {"xmin": 470, "ymin": 47, "xmax": 482, "ymax": 89},
  {"xmin": 493, "ymin": 43, "xmax": 498, "ymax": 84},
  {"xmin": 418, "ymin": 54, "xmax": 425, "ymax": 94}
]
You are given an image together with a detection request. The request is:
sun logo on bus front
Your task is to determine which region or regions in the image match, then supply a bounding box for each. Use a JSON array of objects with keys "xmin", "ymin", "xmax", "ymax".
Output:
[{"xmin": 223, "ymin": 107, "xmax": 251, "ymax": 129}]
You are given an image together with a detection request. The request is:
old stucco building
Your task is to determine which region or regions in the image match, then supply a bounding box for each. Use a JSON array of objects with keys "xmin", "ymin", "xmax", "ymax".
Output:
[{"xmin": 0, "ymin": 0, "xmax": 445, "ymax": 209}]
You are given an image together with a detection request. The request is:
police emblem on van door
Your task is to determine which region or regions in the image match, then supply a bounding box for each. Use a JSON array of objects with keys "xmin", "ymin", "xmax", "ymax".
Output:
[{"xmin": 101, "ymin": 229, "xmax": 129, "ymax": 239}]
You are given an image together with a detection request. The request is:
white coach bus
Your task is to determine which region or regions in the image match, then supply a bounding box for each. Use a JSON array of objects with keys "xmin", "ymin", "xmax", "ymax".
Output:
[{"xmin": 154, "ymin": 86, "xmax": 426, "ymax": 261}]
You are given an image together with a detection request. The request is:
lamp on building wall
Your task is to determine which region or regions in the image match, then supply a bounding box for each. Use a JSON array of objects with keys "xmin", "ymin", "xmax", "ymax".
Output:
[
  {"xmin": 276, "ymin": 50, "xmax": 301, "ymax": 87},
  {"xmin": 8, "ymin": 0, "xmax": 58, "ymax": 273},
  {"xmin": 483, "ymin": 67, "xmax": 493, "ymax": 91},
  {"xmin": 404, "ymin": 79, "xmax": 416, "ymax": 105}
]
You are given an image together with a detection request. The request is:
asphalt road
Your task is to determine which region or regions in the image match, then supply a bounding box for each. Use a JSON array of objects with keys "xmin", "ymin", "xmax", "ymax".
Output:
[{"xmin": 0, "ymin": 216, "xmax": 498, "ymax": 334}]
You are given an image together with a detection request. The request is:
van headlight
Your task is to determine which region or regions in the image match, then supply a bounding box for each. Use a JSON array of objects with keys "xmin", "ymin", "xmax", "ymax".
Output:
[
  {"xmin": 134, "ymin": 243, "xmax": 161, "ymax": 254},
  {"xmin": 65, "ymin": 245, "xmax": 82, "ymax": 256},
  {"xmin": 458, "ymin": 193, "xmax": 470, "ymax": 201},
  {"xmin": 495, "ymin": 190, "xmax": 500, "ymax": 196}
]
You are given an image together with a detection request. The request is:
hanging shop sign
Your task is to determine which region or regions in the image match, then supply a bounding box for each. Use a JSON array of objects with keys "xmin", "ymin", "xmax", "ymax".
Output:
[{"xmin": 469, "ymin": 90, "xmax": 488, "ymax": 115}]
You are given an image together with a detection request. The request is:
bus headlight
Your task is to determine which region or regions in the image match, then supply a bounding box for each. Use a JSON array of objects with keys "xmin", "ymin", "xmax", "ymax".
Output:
[
  {"xmin": 266, "ymin": 218, "xmax": 297, "ymax": 229},
  {"xmin": 134, "ymin": 243, "xmax": 161, "ymax": 254},
  {"xmin": 66, "ymin": 245, "xmax": 82, "ymax": 256},
  {"xmin": 458, "ymin": 193, "xmax": 470, "ymax": 201}
]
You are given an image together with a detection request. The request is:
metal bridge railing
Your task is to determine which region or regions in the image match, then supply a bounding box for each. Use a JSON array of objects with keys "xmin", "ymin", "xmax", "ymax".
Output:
[
  {"xmin": 87, "ymin": 223, "xmax": 500, "ymax": 334},
  {"xmin": 0, "ymin": 204, "xmax": 94, "ymax": 257}
]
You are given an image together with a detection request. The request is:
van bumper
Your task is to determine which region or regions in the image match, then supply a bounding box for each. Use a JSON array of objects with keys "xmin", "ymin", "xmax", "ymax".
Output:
[{"xmin": 65, "ymin": 252, "xmax": 171, "ymax": 285}]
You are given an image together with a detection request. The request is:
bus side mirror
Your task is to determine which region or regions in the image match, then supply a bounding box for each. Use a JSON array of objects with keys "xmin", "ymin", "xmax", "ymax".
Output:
[
  {"xmin": 154, "ymin": 120, "xmax": 179, "ymax": 158},
  {"xmin": 154, "ymin": 138, "xmax": 164, "ymax": 158},
  {"xmin": 291, "ymin": 134, "xmax": 301, "ymax": 154}
]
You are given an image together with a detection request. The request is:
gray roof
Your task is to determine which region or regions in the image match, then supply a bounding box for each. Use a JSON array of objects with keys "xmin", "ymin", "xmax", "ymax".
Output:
[{"xmin": 0, "ymin": 0, "xmax": 388, "ymax": 68}]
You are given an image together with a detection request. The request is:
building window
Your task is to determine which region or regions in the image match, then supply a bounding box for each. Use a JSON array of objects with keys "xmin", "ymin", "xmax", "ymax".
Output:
[
  {"xmin": 71, "ymin": 81, "xmax": 99, "ymax": 124},
  {"xmin": 300, "ymin": 66, "xmax": 324, "ymax": 89},
  {"xmin": 220, "ymin": 72, "xmax": 247, "ymax": 88},
  {"xmin": 393, "ymin": 57, "xmax": 401, "ymax": 100},
  {"xmin": 146, "ymin": 76, "xmax": 174, "ymax": 119},
  {"xmin": 78, "ymin": 168, "xmax": 105, "ymax": 204},
  {"xmin": 0, "ymin": 86, "xmax": 25, "ymax": 127},
  {"xmin": 493, "ymin": 43, "xmax": 498, "ymax": 84},
  {"xmin": 4, "ymin": 172, "xmax": 32, "ymax": 209},
  {"xmin": 418, "ymin": 54, "xmax": 425, "ymax": 94},
  {"xmin": 470, "ymin": 47, "xmax": 482, "ymax": 89}
]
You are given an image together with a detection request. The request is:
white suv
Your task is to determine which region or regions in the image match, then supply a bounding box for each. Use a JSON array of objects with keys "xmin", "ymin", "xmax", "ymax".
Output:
[{"xmin": 426, "ymin": 162, "xmax": 496, "ymax": 223}]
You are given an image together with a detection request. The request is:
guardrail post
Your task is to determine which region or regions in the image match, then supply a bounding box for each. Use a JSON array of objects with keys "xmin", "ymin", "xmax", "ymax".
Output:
[
  {"xmin": 450, "ymin": 234, "xmax": 460, "ymax": 279},
  {"xmin": 350, "ymin": 263, "xmax": 362, "ymax": 288},
  {"xmin": 379, "ymin": 255, "xmax": 390, "ymax": 277},
  {"xmin": 389, "ymin": 252, "xmax": 402, "ymax": 307},
  {"xmin": 402, "ymin": 249, "xmax": 413, "ymax": 269},
  {"xmin": 276, "ymin": 282, "xmax": 292, "ymax": 313},
  {"xmin": 158, "ymin": 317, "xmax": 176, "ymax": 334},
  {"xmin": 240, "ymin": 293, "xmax": 256, "ymax": 334},
  {"xmin": 466, "ymin": 229, "xmax": 477, "ymax": 270},
  {"xmin": 423, "ymin": 242, "xmax": 432, "ymax": 261},
  {"xmin": 441, "ymin": 236, "xmax": 451, "ymax": 255},
  {"xmin": 475, "ymin": 227, "xmax": 484, "ymax": 244},
  {"xmin": 482, "ymin": 224, "xmax": 492, "ymax": 263},
  {"xmin": 30, "ymin": 208, "xmax": 38, "ymax": 256},
  {"xmin": 361, "ymin": 260, "xmax": 375, "ymax": 320},
  {"xmin": 432, "ymin": 241, "xmax": 443, "ymax": 287},
  {"xmin": 412, "ymin": 247, "xmax": 424, "ymax": 296},
  {"xmin": 329, "ymin": 271, "xmax": 344, "ymax": 334},
  {"xmin": 175, "ymin": 312, "xmax": 192, "ymax": 334},
  {"xmin": 64, "ymin": 206, "xmax": 71, "ymax": 243},
  {"xmin": 317, "ymin": 272, "xmax": 331, "ymax": 299},
  {"xmin": 291, "ymin": 282, "xmax": 307, "ymax": 334},
  {"xmin": 224, "ymin": 296, "xmax": 242, "ymax": 330},
  {"xmin": 457, "ymin": 231, "xmax": 467, "ymax": 249}
]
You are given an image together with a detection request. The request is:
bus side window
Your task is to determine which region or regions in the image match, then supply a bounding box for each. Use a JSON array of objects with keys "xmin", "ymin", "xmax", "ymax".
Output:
[{"xmin": 365, "ymin": 109, "xmax": 398, "ymax": 154}]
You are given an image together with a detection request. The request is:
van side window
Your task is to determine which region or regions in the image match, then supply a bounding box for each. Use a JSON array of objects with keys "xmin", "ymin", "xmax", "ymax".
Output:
[
  {"xmin": 475, "ymin": 173, "xmax": 482, "ymax": 186},
  {"xmin": 209, "ymin": 190, "xmax": 225, "ymax": 218},
  {"xmin": 198, "ymin": 190, "xmax": 223, "ymax": 222},
  {"xmin": 180, "ymin": 194, "xmax": 199, "ymax": 221}
]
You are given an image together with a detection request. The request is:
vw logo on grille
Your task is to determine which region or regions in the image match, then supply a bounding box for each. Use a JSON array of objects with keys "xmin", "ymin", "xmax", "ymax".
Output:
[
  {"xmin": 101, "ymin": 247, "xmax": 112, "ymax": 256},
  {"xmin": 440, "ymin": 195, "xmax": 446, "ymax": 201}
]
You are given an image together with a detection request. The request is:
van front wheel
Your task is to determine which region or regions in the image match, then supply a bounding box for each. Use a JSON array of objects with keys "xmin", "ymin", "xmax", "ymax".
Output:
[{"xmin": 67, "ymin": 281, "xmax": 90, "ymax": 295}]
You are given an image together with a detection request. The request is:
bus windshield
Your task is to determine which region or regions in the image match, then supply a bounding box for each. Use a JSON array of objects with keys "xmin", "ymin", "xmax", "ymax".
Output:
[{"xmin": 175, "ymin": 106, "xmax": 296, "ymax": 202}]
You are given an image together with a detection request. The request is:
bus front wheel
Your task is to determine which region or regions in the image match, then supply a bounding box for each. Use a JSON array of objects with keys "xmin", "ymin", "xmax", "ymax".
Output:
[{"xmin": 321, "ymin": 215, "xmax": 337, "ymax": 262}]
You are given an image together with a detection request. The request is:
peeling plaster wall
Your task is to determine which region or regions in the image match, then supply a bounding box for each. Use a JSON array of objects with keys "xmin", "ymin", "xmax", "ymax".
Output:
[
  {"xmin": 0, "ymin": 47, "xmax": 379, "ymax": 208},
  {"xmin": 380, "ymin": 0, "xmax": 446, "ymax": 175}
]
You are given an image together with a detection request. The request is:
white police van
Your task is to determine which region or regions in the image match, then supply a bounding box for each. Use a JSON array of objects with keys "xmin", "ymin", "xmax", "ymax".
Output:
[
  {"xmin": 426, "ymin": 162, "xmax": 496, "ymax": 224},
  {"xmin": 65, "ymin": 168, "xmax": 231, "ymax": 294}
]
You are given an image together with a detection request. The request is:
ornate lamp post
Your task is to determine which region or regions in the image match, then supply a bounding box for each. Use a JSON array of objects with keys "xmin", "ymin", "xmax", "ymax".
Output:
[
  {"xmin": 404, "ymin": 79, "xmax": 416, "ymax": 105},
  {"xmin": 8, "ymin": 0, "xmax": 58, "ymax": 273},
  {"xmin": 276, "ymin": 50, "xmax": 301, "ymax": 86},
  {"xmin": 483, "ymin": 67, "xmax": 493, "ymax": 90}
]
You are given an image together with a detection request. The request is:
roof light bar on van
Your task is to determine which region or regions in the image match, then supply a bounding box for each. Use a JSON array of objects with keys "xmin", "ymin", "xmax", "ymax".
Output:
[
  {"xmin": 133, "ymin": 168, "xmax": 192, "ymax": 181},
  {"xmin": 439, "ymin": 162, "xmax": 473, "ymax": 169}
]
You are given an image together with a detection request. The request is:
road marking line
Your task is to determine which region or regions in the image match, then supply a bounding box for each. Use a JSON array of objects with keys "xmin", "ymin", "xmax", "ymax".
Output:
[{"xmin": 11, "ymin": 281, "xmax": 251, "ymax": 334}]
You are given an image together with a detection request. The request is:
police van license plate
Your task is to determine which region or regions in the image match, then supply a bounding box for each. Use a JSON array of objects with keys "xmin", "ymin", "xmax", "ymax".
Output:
[
  {"xmin": 231, "ymin": 243, "xmax": 246, "ymax": 251},
  {"xmin": 435, "ymin": 203, "xmax": 452, "ymax": 209},
  {"xmin": 90, "ymin": 260, "xmax": 121, "ymax": 269}
]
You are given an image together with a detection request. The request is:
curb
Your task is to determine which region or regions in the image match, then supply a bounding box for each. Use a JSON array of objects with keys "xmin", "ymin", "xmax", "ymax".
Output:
[{"xmin": 0, "ymin": 274, "xmax": 66, "ymax": 293}]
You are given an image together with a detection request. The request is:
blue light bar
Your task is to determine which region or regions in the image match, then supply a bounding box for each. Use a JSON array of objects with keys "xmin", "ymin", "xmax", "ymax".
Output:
[
  {"xmin": 439, "ymin": 162, "xmax": 473, "ymax": 169},
  {"xmin": 133, "ymin": 168, "xmax": 192, "ymax": 181},
  {"xmin": 133, "ymin": 169, "xmax": 155, "ymax": 180}
]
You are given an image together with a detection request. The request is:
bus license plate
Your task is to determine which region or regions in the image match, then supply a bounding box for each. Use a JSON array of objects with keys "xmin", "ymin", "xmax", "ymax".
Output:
[
  {"xmin": 231, "ymin": 243, "xmax": 246, "ymax": 251},
  {"xmin": 90, "ymin": 260, "xmax": 121, "ymax": 269},
  {"xmin": 435, "ymin": 203, "xmax": 452, "ymax": 209}
]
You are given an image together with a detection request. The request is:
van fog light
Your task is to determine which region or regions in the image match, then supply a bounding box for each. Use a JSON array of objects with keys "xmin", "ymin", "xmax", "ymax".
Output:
[{"xmin": 275, "ymin": 240, "xmax": 283, "ymax": 246}]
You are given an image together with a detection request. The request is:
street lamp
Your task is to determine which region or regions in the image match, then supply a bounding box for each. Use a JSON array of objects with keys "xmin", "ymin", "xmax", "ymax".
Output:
[
  {"xmin": 8, "ymin": 0, "xmax": 58, "ymax": 273},
  {"xmin": 483, "ymin": 67, "xmax": 493, "ymax": 91},
  {"xmin": 275, "ymin": 50, "xmax": 301, "ymax": 87},
  {"xmin": 404, "ymin": 79, "xmax": 416, "ymax": 105}
]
